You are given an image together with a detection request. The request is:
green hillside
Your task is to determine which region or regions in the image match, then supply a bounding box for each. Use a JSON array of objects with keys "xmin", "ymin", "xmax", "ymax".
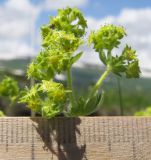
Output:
[{"xmin": 0, "ymin": 58, "xmax": 30, "ymax": 70}]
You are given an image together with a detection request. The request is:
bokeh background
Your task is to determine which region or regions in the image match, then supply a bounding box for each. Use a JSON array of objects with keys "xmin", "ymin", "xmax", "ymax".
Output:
[{"xmin": 0, "ymin": 0, "xmax": 151, "ymax": 116}]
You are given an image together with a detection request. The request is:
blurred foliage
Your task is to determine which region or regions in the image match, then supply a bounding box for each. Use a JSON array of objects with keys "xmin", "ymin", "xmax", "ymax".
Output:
[
  {"xmin": 0, "ymin": 76, "xmax": 22, "ymax": 116},
  {"xmin": 0, "ymin": 76, "xmax": 20, "ymax": 103},
  {"xmin": 135, "ymin": 106, "xmax": 151, "ymax": 116},
  {"xmin": 0, "ymin": 110, "xmax": 5, "ymax": 117}
]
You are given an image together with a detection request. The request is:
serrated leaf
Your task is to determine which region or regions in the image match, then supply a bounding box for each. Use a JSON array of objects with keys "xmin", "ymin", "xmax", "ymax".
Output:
[
  {"xmin": 68, "ymin": 91, "xmax": 104, "ymax": 116},
  {"xmin": 112, "ymin": 64, "xmax": 126, "ymax": 75},
  {"xmin": 67, "ymin": 97, "xmax": 85, "ymax": 116},
  {"xmin": 83, "ymin": 91, "xmax": 104, "ymax": 115}
]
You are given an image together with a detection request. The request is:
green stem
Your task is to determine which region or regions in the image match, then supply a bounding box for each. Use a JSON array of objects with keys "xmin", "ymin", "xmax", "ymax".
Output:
[
  {"xmin": 108, "ymin": 50, "xmax": 112, "ymax": 64},
  {"xmin": 88, "ymin": 67, "xmax": 111, "ymax": 98},
  {"xmin": 30, "ymin": 78, "xmax": 35, "ymax": 117},
  {"xmin": 67, "ymin": 68, "xmax": 75, "ymax": 108}
]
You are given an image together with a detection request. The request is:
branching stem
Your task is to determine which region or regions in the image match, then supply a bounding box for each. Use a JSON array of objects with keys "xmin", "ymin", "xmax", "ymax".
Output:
[{"xmin": 88, "ymin": 66, "xmax": 112, "ymax": 99}]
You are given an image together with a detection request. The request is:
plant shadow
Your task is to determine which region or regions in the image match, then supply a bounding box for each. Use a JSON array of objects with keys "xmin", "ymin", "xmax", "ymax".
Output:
[{"xmin": 31, "ymin": 117, "xmax": 87, "ymax": 160}]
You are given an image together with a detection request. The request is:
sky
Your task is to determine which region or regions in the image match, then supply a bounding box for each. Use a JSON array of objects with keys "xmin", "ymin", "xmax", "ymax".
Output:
[{"xmin": 0, "ymin": 0, "xmax": 151, "ymax": 76}]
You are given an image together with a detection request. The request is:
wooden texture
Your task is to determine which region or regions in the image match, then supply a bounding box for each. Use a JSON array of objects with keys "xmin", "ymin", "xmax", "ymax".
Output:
[{"xmin": 0, "ymin": 117, "xmax": 151, "ymax": 160}]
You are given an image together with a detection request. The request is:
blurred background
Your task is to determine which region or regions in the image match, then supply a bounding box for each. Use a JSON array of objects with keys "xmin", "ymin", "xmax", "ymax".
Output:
[{"xmin": 0, "ymin": 0, "xmax": 151, "ymax": 116}]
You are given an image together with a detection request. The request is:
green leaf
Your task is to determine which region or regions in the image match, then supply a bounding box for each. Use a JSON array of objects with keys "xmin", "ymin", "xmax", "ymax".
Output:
[
  {"xmin": 41, "ymin": 25, "xmax": 50, "ymax": 40},
  {"xmin": 42, "ymin": 104, "xmax": 61, "ymax": 118},
  {"xmin": 122, "ymin": 45, "xmax": 137, "ymax": 61},
  {"xmin": 46, "ymin": 66, "xmax": 55, "ymax": 79},
  {"xmin": 126, "ymin": 60, "xmax": 141, "ymax": 78},
  {"xmin": 19, "ymin": 85, "xmax": 42, "ymax": 112},
  {"xmin": 83, "ymin": 91, "xmax": 104, "ymax": 115},
  {"xmin": 96, "ymin": 91, "xmax": 105, "ymax": 108},
  {"xmin": 70, "ymin": 52, "xmax": 83, "ymax": 66},
  {"xmin": 99, "ymin": 51, "xmax": 107, "ymax": 65},
  {"xmin": 112, "ymin": 63, "xmax": 126, "ymax": 76},
  {"xmin": 67, "ymin": 97, "xmax": 85, "ymax": 116},
  {"xmin": 68, "ymin": 91, "xmax": 104, "ymax": 116}
]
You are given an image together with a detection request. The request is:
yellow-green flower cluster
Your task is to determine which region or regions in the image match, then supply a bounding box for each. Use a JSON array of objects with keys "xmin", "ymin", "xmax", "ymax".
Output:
[
  {"xmin": 20, "ymin": 81, "xmax": 66, "ymax": 118},
  {"xmin": 49, "ymin": 7, "xmax": 87, "ymax": 38},
  {"xmin": 122, "ymin": 45, "xmax": 136, "ymax": 61},
  {"xmin": 28, "ymin": 7, "xmax": 87, "ymax": 81},
  {"xmin": 89, "ymin": 25, "xmax": 141, "ymax": 78},
  {"xmin": 89, "ymin": 24, "xmax": 126, "ymax": 51},
  {"xmin": 22, "ymin": 8, "xmax": 87, "ymax": 118}
]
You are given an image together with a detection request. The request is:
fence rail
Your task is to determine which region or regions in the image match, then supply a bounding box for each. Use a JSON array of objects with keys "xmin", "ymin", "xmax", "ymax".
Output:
[{"xmin": 0, "ymin": 117, "xmax": 151, "ymax": 160}]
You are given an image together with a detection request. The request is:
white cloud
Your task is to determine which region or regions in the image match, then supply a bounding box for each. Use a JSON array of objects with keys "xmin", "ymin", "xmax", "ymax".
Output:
[
  {"xmin": 0, "ymin": 20, "xmax": 29, "ymax": 39},
  {"xmin": 0, "ymin": 41, "xmax": 34, "ymax": 59},
  {"xmin": 43, "ymin": 0, "xmax": 88, "ymax": 10},
  {"xmin": 0, "ymin": 0, "xmax": 39, "ymax": 59},
  {"xmin": 5, "ymin": 0, "xmax": 37, "ymax": 14},
  {"xmin": 0, "ymin": 0, "xmax": 88, "ymax": 60},
  {"xmin": 80, "ymin": 8, "xmax": 151, "ymax": 77}
]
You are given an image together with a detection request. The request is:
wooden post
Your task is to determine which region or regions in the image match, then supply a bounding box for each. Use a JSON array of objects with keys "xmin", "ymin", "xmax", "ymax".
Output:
[{"xmin": 0, "ymin": 117, "xmax": 151, "ymax": 159}]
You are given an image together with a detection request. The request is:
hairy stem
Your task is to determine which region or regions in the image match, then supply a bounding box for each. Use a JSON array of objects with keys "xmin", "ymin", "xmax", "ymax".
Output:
[
  {"xmin": 88, "ymin": 66, "xmax": 111, "ymax": 98},
  {"xmin": 67, "ymin": 68, "xmax": 75, "ymax": 108}
]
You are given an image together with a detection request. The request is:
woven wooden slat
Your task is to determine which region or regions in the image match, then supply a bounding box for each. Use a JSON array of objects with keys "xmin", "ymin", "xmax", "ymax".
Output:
[{"xmin": 0, "ymin": 117, "xmax": 151, "ymax": 160}]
